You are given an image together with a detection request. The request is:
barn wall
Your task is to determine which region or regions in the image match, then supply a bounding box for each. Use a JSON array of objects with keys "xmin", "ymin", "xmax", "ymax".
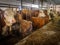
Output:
[{"xmin": 56, "ymin": 5, "xmax": 60, "ymax": 12}]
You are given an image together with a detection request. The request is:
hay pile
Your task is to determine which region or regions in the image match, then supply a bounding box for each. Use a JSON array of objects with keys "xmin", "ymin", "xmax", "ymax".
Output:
[{"xmin": 21, "ymin": 30, "xmax": 60, "ymax": 45}]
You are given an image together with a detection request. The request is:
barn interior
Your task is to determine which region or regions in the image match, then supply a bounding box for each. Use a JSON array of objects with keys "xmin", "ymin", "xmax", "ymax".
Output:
[{"xmin": 0, "ymin": 0, "xmax": 60, "ymax": 45}]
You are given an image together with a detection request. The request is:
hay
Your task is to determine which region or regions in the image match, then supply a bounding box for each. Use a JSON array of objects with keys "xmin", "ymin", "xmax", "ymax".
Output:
[{"xmin": 24, "ymin": 31, "xmax": 59, "ymax": 45}]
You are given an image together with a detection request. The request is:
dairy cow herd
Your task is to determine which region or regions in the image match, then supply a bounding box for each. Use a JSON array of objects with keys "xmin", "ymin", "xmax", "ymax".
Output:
[{"xmin": 0, "ymin": 9, "xmax": 50, "ymax": 38}]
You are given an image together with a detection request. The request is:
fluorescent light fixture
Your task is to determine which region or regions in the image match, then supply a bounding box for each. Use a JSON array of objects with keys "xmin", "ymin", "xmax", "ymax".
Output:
[
  {"xmin": 23, "ymin": 3, "xmax": 39, "ymax": 8},
  {"xmin": 32, "ymin": 4, "xmax": 39, "ymax": 8}
]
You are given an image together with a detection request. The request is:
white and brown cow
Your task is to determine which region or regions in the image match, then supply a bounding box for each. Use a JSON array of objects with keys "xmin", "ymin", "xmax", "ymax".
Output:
[{"xmin": 2, "ymin": 9, "xmax": 16, "ymax": 36}]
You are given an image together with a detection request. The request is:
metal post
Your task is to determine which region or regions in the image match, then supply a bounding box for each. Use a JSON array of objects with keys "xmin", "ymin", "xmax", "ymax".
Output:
[
  {"xmin": 8, "ymin": 4, "xmax": 10, "ymax": 8},
  {"xmin": 21, "ymin": 0, "xmax": 23, "ymax": 10},
  {"xmin": 54, "ymin": 5, "xmax": 56, "ymax": 11},
  {"xmin": 38, "ymin": 0, "xmax": 41, "ymax": 10},
  {"xmin": 31, "ymin": 0, "xmax": 34, "ymax": 10},
  {"xmin": 40, "ymin": 0, "xmax": 43, "ymax": 9}
]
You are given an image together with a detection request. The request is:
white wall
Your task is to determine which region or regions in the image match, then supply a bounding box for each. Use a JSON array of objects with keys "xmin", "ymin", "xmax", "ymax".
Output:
[{"xmin": 56, "ymin": 5, "xmax": 60, "ymax": 12}]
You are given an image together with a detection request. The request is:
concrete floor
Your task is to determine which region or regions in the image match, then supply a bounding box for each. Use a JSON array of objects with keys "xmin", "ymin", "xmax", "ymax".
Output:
[{"xmin": 16, "ymin": 16, "xmax": 60, "ymax": 45}]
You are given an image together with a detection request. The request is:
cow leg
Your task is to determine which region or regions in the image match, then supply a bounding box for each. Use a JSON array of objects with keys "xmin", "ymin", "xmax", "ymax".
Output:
[
  {"xmin": 2, "ymin": 26, "xmax": 8, "ymax": 36},
  {"xmin": 9, "ymin": 26, "xmax": 12, "ymax": 35}
]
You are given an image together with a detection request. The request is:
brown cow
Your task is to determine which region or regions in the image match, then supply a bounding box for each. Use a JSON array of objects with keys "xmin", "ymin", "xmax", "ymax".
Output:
[
  {"xmin": 14, "ymin": 13, "xmax": 32, "ymax": 37},
  {"xmin": 43, "ymin": 10, "xmax": 49, "ymax": 24},
  {"xmin": 20, "ymin": 20, "xmax": 32, "ymax": 37},
  {"xmin": 0, "ymin": 9, "xmax": 6, "ymax": 35},
  {"xmin": 31, "ymin": 10, "xmax": 39, "ymax": 17},
  {"xmin": 21, "ymin": 9, "xmax": 32, "ymax": 21},
  {"xmin": 31, "ymin": 17, "xmax": 45, "ymax": 29}
]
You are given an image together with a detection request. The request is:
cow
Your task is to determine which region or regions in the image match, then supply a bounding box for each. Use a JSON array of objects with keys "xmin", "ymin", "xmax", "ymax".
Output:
[
  {"xmin": 0, "ymin": 9, "xmax": 6, "ymax": 35},
  {"xmin": 2, "ymin": 9, "xmax": 16, "ymax": 36}
]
